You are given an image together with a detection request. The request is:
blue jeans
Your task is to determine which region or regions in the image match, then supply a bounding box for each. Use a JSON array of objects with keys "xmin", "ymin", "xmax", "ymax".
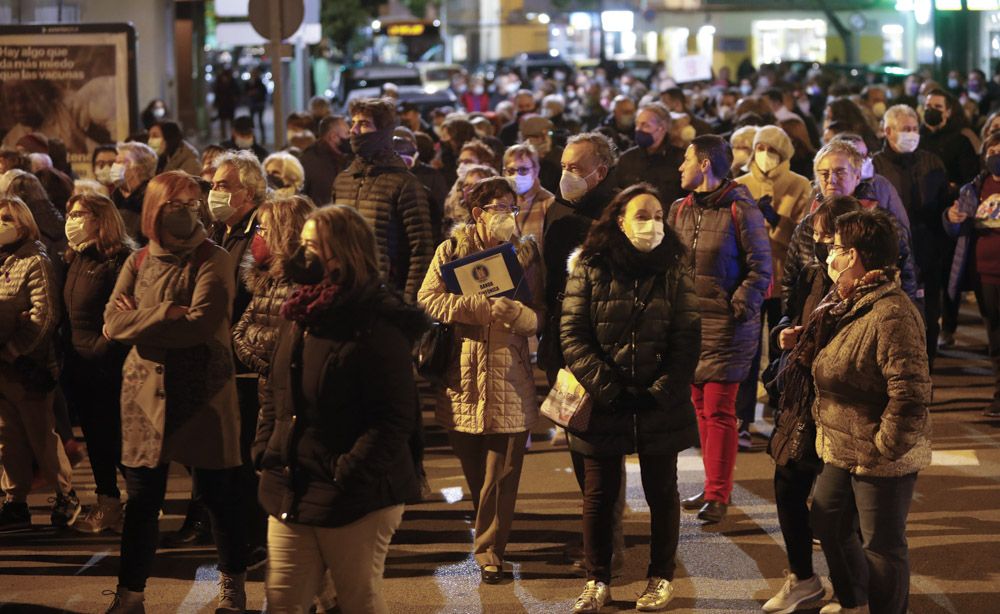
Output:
[{"xmin": 810, "ymin": 464, "xmax": 917, "ymax": 613}]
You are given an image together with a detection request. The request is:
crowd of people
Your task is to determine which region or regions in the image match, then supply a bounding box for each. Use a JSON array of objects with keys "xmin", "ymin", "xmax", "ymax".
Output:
[{"xmin": 1, "ymin": 59, "xmax": 998, "ymax": 614}]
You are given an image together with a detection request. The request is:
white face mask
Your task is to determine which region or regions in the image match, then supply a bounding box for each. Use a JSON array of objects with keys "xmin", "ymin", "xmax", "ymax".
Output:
[
  {"xmin": 234, "ymin": 135, "xmax": 254, "ymax": 149},
  {"xmin": 152, "ymin": 107, "xmax": 166, "ymax": 120},
  {"xmin": 109, "ymin": 163, "xmax": 126, "ymax": 184},
  {"xmin": 895, "ymin": 131, "xmax": 920, "ymax": 154},
  {"xmin": 510, "ymin": 173, "xmax": 534, "ymax": 195},
  {"xmin": 872, "ymin": 102, "xmax": 887, "ymax": 118},
  {"xmin": 826, "ymin": 245, "xmax": 848, "ymax": 284},
  {"xmin": 0, "ymin": 222, "xmax": 19, "ymax": 246},
  {"xmin": 624, "ymin": 218, "xmax": 665, "ymax": 252},
  {"xmin": 755, "ymin": 150, "xmax": 781, "ymax": 173},
  {"xmin": 65, "ymin": 217, "xmax": 91, "ymax": 248},
  {"xmin": 95, "ymin": 166, "xmax": 113, "ymax": 184},
  {"xmin": 486, "ymin": 212, "xmax": 517, "ymax": 243},
  {"xmin": 560, "ymin": 168, "xmax": 597, "ymax": 203},
  {"xmin": 718, "ymin": 105, "xmax": 733, "ymax": 120},
  {"xmin": 861, "ymin": 157, "xmax": 874, "ymax": 180},
  {"xmin": 147, "ymin": 137, "xmax": 165, "ymax": 155},
  {"xmin": 208, "ymin": 189, "xmax": 236, "ymax": 222},
  {"xmin": 679, "ymin": 125, "xmax": 697, "ymax": 143}
]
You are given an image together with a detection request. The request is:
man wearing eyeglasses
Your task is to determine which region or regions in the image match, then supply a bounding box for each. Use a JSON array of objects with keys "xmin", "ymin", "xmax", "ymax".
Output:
[{"xmin": 503, "ymin": 143, "xmax": 554, "ymax": 255}]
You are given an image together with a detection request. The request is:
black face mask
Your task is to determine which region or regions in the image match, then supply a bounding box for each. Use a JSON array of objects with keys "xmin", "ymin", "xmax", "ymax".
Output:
[
  {"xmin": 337, "ymin": 139, "xmax": 353, "ymax": 155},
  {"xmin": 350, "ymin": 128, "xmax": 392, "ymax": 160},
  {"xmin": 988, "ymin": 154, "xmax": 1000, "ymax": 177},
  {"xmin": 287, "ymin": 245, "xmax": 325, "ymax": 285},
  {"xmin": 924, "ymin": 107, "xmax": 944, "ymax": 127},
  {"xmin": 161, "ymin": 208, "xmax": 199, "ymax": 240},
  {"xmin": 267, "ymin": 173, "xmax": 286, "ymax": 189},
  {"xmin": 634, "ymin": 130, "xmax": 655, "ymax": 149},
  {"xmin": 814, "ymin": 241, "xmax": 831, "ymax": 264}
]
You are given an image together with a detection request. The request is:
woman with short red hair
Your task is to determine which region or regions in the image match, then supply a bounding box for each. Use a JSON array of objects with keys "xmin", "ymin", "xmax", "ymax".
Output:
[{"xmin": 102, "ymin": 170, "xmax": 248, "ymax": 613}]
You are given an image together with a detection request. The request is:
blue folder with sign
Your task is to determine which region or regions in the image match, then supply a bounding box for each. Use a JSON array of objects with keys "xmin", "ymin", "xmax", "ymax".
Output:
[{"xmin": 440, "ymin": 243, "xmax": 531, "ymax": 302}]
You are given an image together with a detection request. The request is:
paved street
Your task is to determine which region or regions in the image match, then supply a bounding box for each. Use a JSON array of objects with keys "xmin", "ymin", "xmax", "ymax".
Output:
[{"xmin": 2, "ymin": 305, "xmax": 1000, "ymax": 613}]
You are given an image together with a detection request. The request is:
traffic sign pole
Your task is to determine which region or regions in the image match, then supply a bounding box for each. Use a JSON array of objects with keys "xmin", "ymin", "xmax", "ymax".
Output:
[{"xmin": 269, "ymin": 0, "xmax": 284, "ymax": 149}]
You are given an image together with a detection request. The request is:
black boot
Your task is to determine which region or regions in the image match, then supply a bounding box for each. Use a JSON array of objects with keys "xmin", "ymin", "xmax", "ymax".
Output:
[{"xmin": 161, "ymin": 499, "xmax": 213, "ymax": 547}]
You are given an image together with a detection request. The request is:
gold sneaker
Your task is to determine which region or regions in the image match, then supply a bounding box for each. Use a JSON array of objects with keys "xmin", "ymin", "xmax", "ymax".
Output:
[
  {"xmin": 636, "ymin": 577, "xmax": 675, "ymax": 612},
  {"xmin": 572, "ymin": 580, "xmax": 611, "ymax": 613}
]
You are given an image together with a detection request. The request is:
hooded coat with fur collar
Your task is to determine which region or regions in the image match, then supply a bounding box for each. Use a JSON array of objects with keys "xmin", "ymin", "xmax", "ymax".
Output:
[{"xmin": 417, "ymin": 224, "xmax": 545, "ymax": 434}]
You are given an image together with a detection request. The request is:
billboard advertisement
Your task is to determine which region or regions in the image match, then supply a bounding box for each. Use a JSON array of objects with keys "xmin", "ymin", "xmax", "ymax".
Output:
[{"xmin": 0, "ymin": 23, "xmax": 137, "ymax": 177}]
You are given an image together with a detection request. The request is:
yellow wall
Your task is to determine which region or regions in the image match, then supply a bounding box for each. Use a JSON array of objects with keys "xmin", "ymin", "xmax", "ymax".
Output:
[
  {"xmin": 826, "ymin": 35, "xmax": 883, "ymax": 64},
  {"xmin": 500, "ymin": 24, "xmax": 549, "ymax": 57}
]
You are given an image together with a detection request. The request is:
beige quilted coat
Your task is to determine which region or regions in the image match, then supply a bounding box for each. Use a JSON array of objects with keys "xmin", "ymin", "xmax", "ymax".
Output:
[{"xmin": 418, "ymin": 224, "xmax": 545, "ymax": 434}]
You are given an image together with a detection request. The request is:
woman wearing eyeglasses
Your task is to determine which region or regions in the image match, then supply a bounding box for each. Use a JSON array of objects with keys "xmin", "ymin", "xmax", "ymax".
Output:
[
  {"xmin": 60, "ymin": 193, "xmax": 136, "ymax": 534},
  {"xmin": 101, "ymin": 171, "xmax": 248, "ymax": 613},
  {"xmin": 417, "ymin": 176, "xmax": 545, "ymax": 585},
  {"xmin": 809, "ymin": 209, "xmax": 930, "ymax": 614}
]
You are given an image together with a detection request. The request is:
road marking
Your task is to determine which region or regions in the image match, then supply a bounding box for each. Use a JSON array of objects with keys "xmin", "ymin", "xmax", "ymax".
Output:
[
  {"xmin": 441, "ymin": 486, "xmax": 465, "ymax": 504},
  {"xmin": 931, "ymin": 450, "xmax": 980, "ymax": 466},
  {"xmin": 178, "ymin": 563, "xmax": 219, "ymax": 613},
  {"xmin": 74, "ymin": 549, "xmax": 110, "ymax": 575}
]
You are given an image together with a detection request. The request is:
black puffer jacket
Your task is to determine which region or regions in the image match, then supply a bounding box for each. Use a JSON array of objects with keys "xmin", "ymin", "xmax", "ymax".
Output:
[
  {"xmin": 919, "ymin": 123, "xmax": 980, "ymax": 188},
  {"xmin": 62, "ymin": 246, "xmax": 130, "ymax": 368},
  {"xmin": 333, "ymin": 151, "xmax": 434, "ymax": 303},
  {"xmin": 231, "ymin": 256, "xmax": 295, "ymax": 377},
  {"xmin": 667, "ymin": 181, "xmax": 772, "ymax": 383},
  {"xmin": 253, "ymin": 282, "xmax": 428, "ymax": 527},
  {"xmin": 561, "ymin": 234, "xmax": 701, "ymax": 456},
  {"xmin": 873, "ymin": 146, "xmax": 950, "ymax": 274},
  {"xmin": 616, "ymin": 143, "xmax": 687, "ymax": 207}
]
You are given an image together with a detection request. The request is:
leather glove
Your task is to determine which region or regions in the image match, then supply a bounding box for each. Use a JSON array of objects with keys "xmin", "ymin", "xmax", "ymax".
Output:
[
  {"xmin": 757, "ymin": 195, "xmax": 780, "ymax": 227},
  {"xmin": 612, "ymin": 387, "xmax": 658, "ymax": 413}
]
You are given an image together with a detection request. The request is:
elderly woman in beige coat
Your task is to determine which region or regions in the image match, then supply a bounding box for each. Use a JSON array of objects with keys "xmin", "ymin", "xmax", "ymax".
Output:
[
  {"xmin": 418, "ymin": 176, "xmax": 544, "ymax": 585},
  {"xmin": 733, "ymin": 124, "xmax": 813, "ymax": 444},
  {"xmin": 101, "ymin": 171, "xmax": 248, "ymax": 613}
]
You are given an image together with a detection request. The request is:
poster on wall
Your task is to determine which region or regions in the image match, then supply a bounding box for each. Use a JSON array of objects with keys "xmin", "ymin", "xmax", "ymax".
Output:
[{"xmin": 0, "ymin": 23, "xmax": 137, "ymax": 177}]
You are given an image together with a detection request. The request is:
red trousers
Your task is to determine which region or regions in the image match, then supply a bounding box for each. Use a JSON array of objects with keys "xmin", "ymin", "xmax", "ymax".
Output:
[{"xmin": 691, "ymin": 382, "xmax": 739, "ymax": 503}]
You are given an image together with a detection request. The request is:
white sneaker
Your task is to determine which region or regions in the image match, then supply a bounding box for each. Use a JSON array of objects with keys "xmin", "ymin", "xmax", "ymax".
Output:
[
  {"xmin": 819, "ymin": 601, "xmax": 869, "ymax": 614},
  {"xmin": 636, "ymin": 577, "xmax": 674, "ymax": 611},
  {"xmin": 762, "ymin": 571, "xmax": 825, "ymax": 613},
  {"xmin": 572, "ymin": 580, "xmax": 611, "ymax": 613},
  {"xmin": 75, "ymin": 495, "xmax": 123, "ymax": 534}
]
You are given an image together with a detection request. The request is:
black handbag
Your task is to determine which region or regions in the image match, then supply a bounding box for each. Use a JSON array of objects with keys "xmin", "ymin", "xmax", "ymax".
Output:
[{"xmin": 414, "ymin": 320, "xmax": 454, "ymax": 387}]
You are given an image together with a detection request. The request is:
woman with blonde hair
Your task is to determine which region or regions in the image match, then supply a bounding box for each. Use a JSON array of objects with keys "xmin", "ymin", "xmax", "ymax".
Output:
[
  {"xmin": 263, "ymin": 151, "xmax": 306, "ymax": 198},
  {"xmin": 0, "ymin": 195, "xmax": 77, "ymax": 532},
  {"xmin": 102, "ymin": 170, "xmax": 248, "ymax": 613},
  {"xmin": 233, "ymin": 194, "xmax": 315, "ymax": 380},
  {"xmin": 61, "ymin": 193, "xmax": 136, "ymax": 533},
  {"xmin": 254, "ymin": 204, "xmax": 424, "ymax": 613}
]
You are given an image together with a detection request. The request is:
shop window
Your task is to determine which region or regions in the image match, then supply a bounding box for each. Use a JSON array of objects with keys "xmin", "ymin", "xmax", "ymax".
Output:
[{"xmin": 752, "ymin": 19, "xmax": 827, "ymax": 66}]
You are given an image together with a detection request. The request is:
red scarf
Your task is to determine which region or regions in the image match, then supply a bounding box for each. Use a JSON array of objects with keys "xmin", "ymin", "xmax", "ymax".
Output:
[{"xmin": 280, "ymin": 281, "xmax": 341, "ymax": 326}]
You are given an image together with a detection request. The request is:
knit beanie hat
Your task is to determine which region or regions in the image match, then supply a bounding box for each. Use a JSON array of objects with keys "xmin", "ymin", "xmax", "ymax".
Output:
[{"xmin": 752, "ymin": 125, "xmax": 794, "ymax": 163}]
